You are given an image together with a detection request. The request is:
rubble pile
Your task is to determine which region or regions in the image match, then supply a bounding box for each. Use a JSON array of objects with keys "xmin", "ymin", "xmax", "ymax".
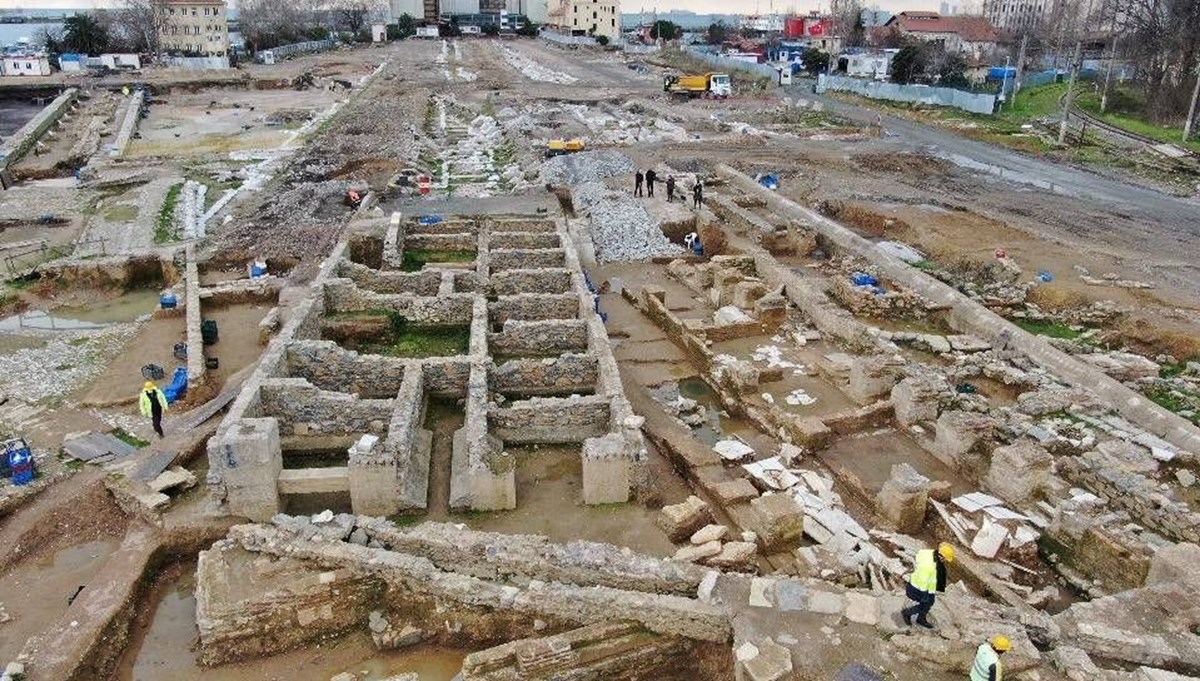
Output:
[
  {"xmin": 498, "ymin": 45, "xmax": 577, "ymax": 84},
  {"xmin": 541, "ymin": 150, "xmax": 636, "ymax": 186},
  {"xmin": 573, "ymin": 182, "xmax": 681, "ymax": 263}
]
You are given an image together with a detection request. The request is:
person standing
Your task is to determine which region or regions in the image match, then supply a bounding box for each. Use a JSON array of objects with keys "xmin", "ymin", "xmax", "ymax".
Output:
[
  {"xmin": 666, "ymin": 175, "xmax": 676, "ymax": 202},
  {"xmin": 139, "ymin": 381, "xmax": 169, "ymax": 439},
  {"xmin": 692, "ymin": 180, "xmax": 703, "ymax": 209},
  {"xmin": 646, "ymin": 168, "xmax": 657, "ymax": 197},
  {"xmin": 970, "ymin": 636, "xmax": 1011, "ymax": 681},
  {"xmin": 634, "ymin": 170, "xmax": 644, "ymax": 197},
  {"xmin": 901, "ymin": 542, "xmax": 954, "ymax": 629}
]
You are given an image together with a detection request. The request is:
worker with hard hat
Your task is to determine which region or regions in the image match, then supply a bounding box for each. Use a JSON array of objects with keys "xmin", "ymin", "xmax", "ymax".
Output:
[
  {"xmin": 139, "ymin": 381, "xmax": 169, "ymax": 439},
  {"xmin": 970, "ymin": 636, "xmax": 1012, "ymax": 681},
  {"xmin": 901, "ymin": 542, "xmax": 955, "ymax": 628}
]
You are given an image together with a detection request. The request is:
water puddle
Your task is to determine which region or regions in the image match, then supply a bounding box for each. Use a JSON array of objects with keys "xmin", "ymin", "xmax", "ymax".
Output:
[
  {"xmin": 0, "ymin": 539, "xmax": 120, "ymax": 662},
  {"xmin": 0, "ymin": 289, "xmax": 162, "ymax": 332},
  {"xmin": 116, "ymin": 570, "xmax": 467, "ymax": 681}
]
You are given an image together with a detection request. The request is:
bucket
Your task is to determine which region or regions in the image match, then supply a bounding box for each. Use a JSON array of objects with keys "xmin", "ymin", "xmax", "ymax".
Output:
[
  {"xmin": 159, "ymin": 291, "xmax": 178, "ymax": 309},
  {"xmin": 6, "ymin": 439, "xmax": 35, "ymax": 485}
]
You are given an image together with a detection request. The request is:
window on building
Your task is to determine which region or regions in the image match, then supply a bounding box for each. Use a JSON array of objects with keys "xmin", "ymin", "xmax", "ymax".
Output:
[
  {"xmin": 611, "ymin": 17, "xmax": 615, "ymax": 26},
  {"xmin": 593, "ymin": 10, "xmax": 596, "ymax": 18}
]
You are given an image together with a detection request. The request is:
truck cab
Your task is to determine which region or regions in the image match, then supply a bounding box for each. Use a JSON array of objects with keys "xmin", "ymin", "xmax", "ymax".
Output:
[{"xmin": 709, "ymin": 73, "xmax": 732, "ymax": 97}]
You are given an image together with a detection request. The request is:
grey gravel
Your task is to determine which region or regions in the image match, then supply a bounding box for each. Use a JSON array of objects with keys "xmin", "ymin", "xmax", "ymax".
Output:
[
  {"xmin": 573, "ymin": 181, "xmax": 682, "ymax": 264},
  {"xmin": 541, "ymin": 150, "xmax": 636, "ymax": 186}
]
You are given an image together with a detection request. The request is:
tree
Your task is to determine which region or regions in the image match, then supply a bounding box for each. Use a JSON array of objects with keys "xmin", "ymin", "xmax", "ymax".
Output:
[
  {"xmin": 239, "ymin": 0, "xmax": 323, "ymax": 52},
  {"xmin": 890, "ymin": 41, "xmax": 927, "ymax": 84},
  {"xmin": 63, "ymin": 13, "xmax": 111, "ymax": 55},
  {"xmin": 441, "ymin": 18, "xmax": 463, "ymax": 38},
  {"xmin": 38, "ymin": 27, "xmax": 64, "ymax": 57},
  {"xmin": 111, "ymin": 0, "xmax": 163, "ymax": 54},
  {"xmin": 829, "ymin": 0, "xmax": 864, "ymax": 48},
  {"xmin": 650, "ymin": 20, "xmax": 681, "ymax": 41},
  {"xmin": 482, "ymin": 23, "xmax": 500, "ymax": 36},
  {"xmin": 333, "ymin": 0, "xmax": 379, "ymax": 35},
  {"xmin": 801, "ymin": 49, "xmax": 831, "ymax": 75},
  {"xmin": 595, "ymin": 34, "xmax": 610, "ymax": 46},
  {"xmin": 516, "ymin": 21, "xmax": 540, "ymax": 36},
  {"xmin": 388, "ymin": 14, "xmax": 416, "ymax": 39},
  {"xmin": 706, "ymin": 21, "xmax": 729, "ymax": 45},
  {"xmin": 933, "ymin": 50, "xmax": 969, "ymax": 88}
]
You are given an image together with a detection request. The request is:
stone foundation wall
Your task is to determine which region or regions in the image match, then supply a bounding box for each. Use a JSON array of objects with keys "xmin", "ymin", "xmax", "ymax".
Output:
[
  {"xmin": 491, "ymin": 354, "xmax": 599, "ymax": 396},
  {"xmin": 0, "ymin": 88, "xmax": 78, "ymax": 171},
  {"xmin": 337, "ymin": 260, "xmax": 441, "ymax": 295},
  {"xmin": 491, "ymin": 219, "xmax": 558, "ymax": 233},
  {"xmin": 489, "ymin": 293, "xmax": 579, "ymax": 325},
  {"xmin": 490, "ymin": 396, "xmax": 612, "ymax": 444},
  {"xmin": 285, "ymin": 341, "xmax": 407, "ymax": 398},
  {"xmin": 1060, "ymin": 455, "xmax": 1200, "ymax": 543},
  {"xmin": 489, "ymin": 319, "xmax": 589, "ymax": 357},
  {"xmin": 492, "ymin": 232, "xmax": 561, "ymax": 249},
  {"xmin": 405, "ymin": 232, "xmax": 478, "ymax": 252},
  {"xmin": 492, "ymin": 269, "xmax": 572, "ymax": 295},
  {"xmin": 259, "ymin": 379, "xmax": 394, "ymax": 437},
  {"xmin": 421, "ymin": 359, "xmax": 474, "ymax": 397},
  {"xmin": 490, "ymin": 249, "xmax": 566, "ymax": 271}
]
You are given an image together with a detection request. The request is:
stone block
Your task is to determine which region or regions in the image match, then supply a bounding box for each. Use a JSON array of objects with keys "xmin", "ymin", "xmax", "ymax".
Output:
[
  {"xmin": 748, "ymin": 577, "xmax": 776, "ymax": 608},
  {"xmin": 209, "ymin": 417, "xmax": 283, "ymax": 522},
  {"xmin": 843, "ymin": 592, "xmax": 880, "ymax": 626},
  {"xmin": 749, "ymin": 493, "xmax": 805, "ymax": 552},
  {"xmin": 891, "ymin": 376, "xmax": 942, "ymax": 426},
  {"xmin": 582, "ymin": 433, "xmax": 632, "ymax": 505},
  {"xmin": 875, "ymin": 463, "xmax": 930, "ymax": 534},
  {"xmin": 674, "ymin": 540, "xmax": 723, "ymax": 563},
  {"xmin": 740, "ymin": 638, "xmax": 793, "ymax": 681},
  {"xmin": 985, "ymin": 441, "xmax": 1052, "ymax": 505},
  {"xmin": 691, "ymin": 524, "xmax": 729, "ymax": 545},
  {"xmin": 705, "ymin": 541, "xmax": 757, "ymax": 572},
  {"xmin": 807, "ymin": 589, "xmax": 845, "ymax": 615},
  {"xmin": 711, "ymin": 478, "xmax": 760, "ymax": 505},
  {"xmin": 931, "ymin": 410, "xmax": 996, "ymax": 468},
  {"xmin": 774, "ymin": 581, "xmax": 808, "ymax": 612},
  {"xmin": 658, "ymin": 496, "xmax": 713, "ymax": 543},
  {"xmin": 1146, "ymin": 542, "xmax": 1200, "ymax": 589},
  {"xmin": 846, "ymin": 354, "xmax": 904, "ymax": 405}
]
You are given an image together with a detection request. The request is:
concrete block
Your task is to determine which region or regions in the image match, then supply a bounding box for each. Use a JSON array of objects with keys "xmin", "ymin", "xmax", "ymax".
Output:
[
  {"xmin": 844, "ymin": 592, "xmax": 880, "ymax": 626},
  {"xmin": 210, "ymin": 417, "xmax": 283, "ymax": 522},
  {"xmin": 582, "ymin": 433, "xmax": 632, "ymax": 504}
]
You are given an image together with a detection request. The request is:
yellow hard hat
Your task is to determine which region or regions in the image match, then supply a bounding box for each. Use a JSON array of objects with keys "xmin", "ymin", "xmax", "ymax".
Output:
[
  {"xmin": 937, "ymin": 542, "xmax": 955, "ymax": 562},
  {"xmin": 144, "ymin": 381, "xmax": 156, "ymax": 390},
  {"xmin": 991, "ymin": 635, "xmax": 1012, "ymax": 652}
]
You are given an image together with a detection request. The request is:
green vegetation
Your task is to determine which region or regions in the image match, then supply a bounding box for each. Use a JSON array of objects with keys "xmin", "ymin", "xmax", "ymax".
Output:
[
  {"xmin": 112, "ymin": 428, "xmax": 150, "ymax": 449},
  {"xmin": 910, "ymin": 259, "xmax": 940, "ymax": 273},
  {"xmin": 1077, "ymin": 88, "xmax": 1200, "ymax": 155},
  {"xmin": 1145, "ymin": 386, "xmax": 1200, "ymax": 426},
  {"xmin": 400, "ymin": 249, "xmax": 475, "ymax": 272},
  {"xmin": 103, "ymin": 204, "xmax": 139, "ymax": 222},
  {"xmin": 367, "ymin": 313, "xmax": 471, "ymax": 358},
  {"xmin": 1013, "ymin": 318, "xmax": 1083, "ymax": 340},
  {"xmin": 1161, "ymin": 358, "xmax": 1199, "ymax": 379},
  {"xmin": 155, "ymin": 183, "xmax": 184, "ymax": 244}
]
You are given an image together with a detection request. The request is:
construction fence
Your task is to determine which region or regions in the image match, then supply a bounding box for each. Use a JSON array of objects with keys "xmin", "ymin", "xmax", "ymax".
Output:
[
  {"xmin": 683, "ymin": 47, "xmax": 781, "ymax": 81},
  {"xmin": 817, "ymin": 74, "xmax": 998, "ymax": 115}
]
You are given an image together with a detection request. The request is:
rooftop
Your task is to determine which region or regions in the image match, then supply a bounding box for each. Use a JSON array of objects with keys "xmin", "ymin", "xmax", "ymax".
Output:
[{"xmin": 885, "ymin": 11, "xmax": 1000, "ymax": 42}]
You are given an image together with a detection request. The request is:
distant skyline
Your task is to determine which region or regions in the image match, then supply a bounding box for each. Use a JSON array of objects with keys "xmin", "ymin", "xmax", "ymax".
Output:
[{"xmin": 0, "ymin": 0, "xmax": 944, "ymax": 14}]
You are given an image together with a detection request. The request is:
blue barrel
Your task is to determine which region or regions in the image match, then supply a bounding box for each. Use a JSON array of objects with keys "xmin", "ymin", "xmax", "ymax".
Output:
[
  {"xmin": 417, "ymin": 215, "xmax": 443, "ymax": 225},
  {"xmin": 6, "ymin": 439, "xmax": 35, "ymax": 486},
  {"xmin": 160, "ymin": 292, "xmax": 178, "ymax": 309},
  {"xmin": 250, "ymin": 262, "xmax": 268, "ymax": 278}
]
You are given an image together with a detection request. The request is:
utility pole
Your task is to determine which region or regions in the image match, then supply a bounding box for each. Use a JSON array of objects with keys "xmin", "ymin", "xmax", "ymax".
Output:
[
  {"xmin": 1185, "ymin": 55, "xmax": 1200, "ymax": 143},
  {"xmin": 1058, "ymin": 40, "xmax": 1082, "ymax": 145},
  {"xmin": 1100, "ymin": 1, "xmax": 1118, "ymax": 113},
  {"xmin": 1014, "ymin": 33, "xmax": 1028, "ymax": 96}
]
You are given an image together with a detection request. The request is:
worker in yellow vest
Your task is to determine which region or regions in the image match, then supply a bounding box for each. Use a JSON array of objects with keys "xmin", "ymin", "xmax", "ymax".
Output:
[
  {"xmin": 901, "ymin": 542, "xmax": 955, "ymax": 629},
  {"xmin": 970, "ymin": 636, "xmax": 1011, "ymax": 681}
]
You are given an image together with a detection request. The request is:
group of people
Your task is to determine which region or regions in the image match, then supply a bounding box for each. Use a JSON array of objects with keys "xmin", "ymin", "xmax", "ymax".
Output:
[
  {"xmin": 903, "ymin": 542, "xmax": 1013, "ymax": 681},
  {"xmin": 634, "ymin": 169, "xmax": 703, "ymax": 209}
]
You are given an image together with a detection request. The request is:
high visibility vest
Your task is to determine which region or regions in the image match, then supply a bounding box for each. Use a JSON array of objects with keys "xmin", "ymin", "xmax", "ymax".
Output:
[
  {"xmin": 909, "ymin": 548, "xmax": 938, "ymax": 593},
  {"xmin": 970, "ymin": 643, "xmax": 1001, "ymax": 681},
  {"xmin": 139, "ymin": 388, "xmax": 168, "ymax": 417}
]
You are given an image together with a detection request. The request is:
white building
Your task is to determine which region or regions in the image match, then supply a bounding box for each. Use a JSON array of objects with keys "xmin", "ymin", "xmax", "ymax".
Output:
[
  {"xmin": 372, "ymin": 22, "xmax": 388, "ymax": 41},
  {"xmin": 507, "ymin": 0, "xmax": 548, "ymax": 23},
  {"xmin": 1, "ymin": 54, "xmax": 52, "ymax": 77},
  {"xmin": 741, "ymin": 14, "xmax": 785, "ymax": 32},
  {"xmin": 844, "ymin": 49, "xmax": 897, "ymax": 79}
]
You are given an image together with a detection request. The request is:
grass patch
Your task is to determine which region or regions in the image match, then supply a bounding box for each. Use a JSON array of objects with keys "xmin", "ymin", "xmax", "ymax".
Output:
[
  {"xmin": 1145, "ymin": 386, "xmax": 1200, "ymax": 425},
  {"xmin": 389, "ymin": 514, "xmax": 424, "ymax": 527},
  {"xmin": 910, "ymin": 259, "xmax": 939, "ymax": 273},
  {"xmin": 1161, "ymin": 358, "xmax": 1199, "ymax": 379},
  {"xmin": 103, "ymin": 204, "xmax": 139, "ymax": 222},
  {"xmin": 1077, "ymin": 89, "xmax": 1200, "ymax": 155},
  {"xmin": 400, "ymin": 248, "xmax": 475, "ymax": 272},
  {"xmin": 112, "ymin": 428, "xmax": 150, "ymax": 449},
  {"xmin": 366, "ymin": 319, "xmax": 471, "ymax": 359},
  {"xmin": 1014, "ymin": 318, "xmax": 1082, "ymax": 340},
  {"xmin": 155, "ymin": 182, "xmax": 184, "ymax": 244}
]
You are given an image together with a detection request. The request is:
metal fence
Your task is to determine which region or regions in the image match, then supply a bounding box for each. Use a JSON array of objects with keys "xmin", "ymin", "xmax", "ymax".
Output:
[
  {"xmin": 682, "ymin": 47, "xmax": 781, "ymax": 81},
  {"xmin": 540, "ymin": 31, "xmax": 597, "ymax": 47},
  {"xmin": 817, "ymin": 73, "xmax": 998, "ymax": 115},
  {"xmin": 257, "ymin": 39, "xmax": 338, "ymax": 64},
  {"xmin": 621, "ymin": 42, "xmax": 661, "ymax": 54},
  {"xmin": 161, "ymin": 55, "xmax": 231, "ymax": 70}
]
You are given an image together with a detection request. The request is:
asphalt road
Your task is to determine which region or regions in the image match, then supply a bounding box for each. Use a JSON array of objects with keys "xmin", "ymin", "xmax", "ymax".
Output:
[{"xmin": 783, "ymin": 80, "xmax": 1200, "ymax": 239}]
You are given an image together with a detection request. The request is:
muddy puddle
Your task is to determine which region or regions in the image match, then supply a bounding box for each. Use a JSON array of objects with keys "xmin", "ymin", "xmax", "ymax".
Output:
[
  {"xmin": 0, "ymin": 290, "xmax": 163, "ymax": 333},
  {"xmin": 0, "ymin": 538, "xmax": 120, "ymax": 662},
  {"xmin": 116, "ymin": 570, "xmax": 467, "ymax": 681},
  {"xmin": 461, "ymin": 444, "xmax": 677, "ymax": 557}
]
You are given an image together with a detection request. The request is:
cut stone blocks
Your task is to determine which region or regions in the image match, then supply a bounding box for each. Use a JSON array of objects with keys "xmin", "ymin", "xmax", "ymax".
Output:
[
  {"xmin": 749, "ymin": 493, "xmax": 805, "ymax": 552},
  {"xmin": 984, "ymin": 441, "xmax": 1052, "ymax": 505},
  {"xmin": 739, "ymin": 638, "xmax": 793, "ymax": 681},
  {"xmin": 658, "ymin": 495, "xmax": 714, "ymax": 543},
  {"xmin": 875, "ymin": 463, "xmax": 931, "ymax": 534}
]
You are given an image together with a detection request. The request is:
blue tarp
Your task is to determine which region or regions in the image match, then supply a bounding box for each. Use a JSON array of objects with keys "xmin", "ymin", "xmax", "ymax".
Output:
[{"xmin": 417, "ymin": 215, "xmax": 443, "ymax": 225}]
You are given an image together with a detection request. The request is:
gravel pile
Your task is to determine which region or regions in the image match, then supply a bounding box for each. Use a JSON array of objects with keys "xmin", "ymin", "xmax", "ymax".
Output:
[
  {"xmin": 499, "ymin": 45, "xmax": 577, "ymax": 84},
  {"xmin": 541, "ymin": 150, "xmax": 636, "ymax": 186},
  {"xmin": 573, "ymin": 182, "xmax": 682, "ymax": 263},
  {"xmin": 0, "ymin": 324, "xmax": 139, "ymax": 403}
]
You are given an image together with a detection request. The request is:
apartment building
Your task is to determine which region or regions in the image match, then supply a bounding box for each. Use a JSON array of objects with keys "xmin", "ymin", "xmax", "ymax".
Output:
[
  {"xmin": 546, "ymin": 0, "xmax": 620, "ymax": 42},
  {"xmin": 155, "ymin": 0, "xmax": 230, "ymax": 57}
]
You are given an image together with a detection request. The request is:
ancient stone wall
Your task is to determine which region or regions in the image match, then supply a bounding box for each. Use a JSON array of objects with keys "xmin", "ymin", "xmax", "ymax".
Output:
[
  {"xmin": 337, "ymin": 260, "xmax": 441, "ymax": 295},
  {"xmin": 489, "ymin": 293, "xmax": 579, "ymax": 325},
  {"xmin": 490, "ymin": 395, "xmax": 612, "ymax": 444},
  {"xmin": 490, "ymin": 249, "xmax": 566, "ymax": 271},
  {"xmin": 491, "ymin": 354, "xmax": 599, "ymax": 396},
  {"xmin": 258, "ymin": 379, "xmax": 394, "ymax": 437},
  {"xmin": 1060, "ymin": 454, "xmax": 1200, "ymax": 543},
  {"xmin": 285, "ymin": 341, "xmax": 407, "ymax": 398},
  {"xmin": 489, "ymin": 319, "xmax": 589, "ymax": 357},
  {"xmin": 492, "ymin": 269, "xmax": 573, "ymax": 295}
]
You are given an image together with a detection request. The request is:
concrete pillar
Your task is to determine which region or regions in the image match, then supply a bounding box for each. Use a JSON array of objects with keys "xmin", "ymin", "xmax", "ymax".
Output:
[
  {"xmin": 348, "ymin": 432, "xmax": 398, "ymax": 516},
  {"xmin": 466, "ymin": 363, "xmax": 515, "ymax": 510},
  {"xmin": 209, "ymin": 417, "xmax": 282, "ymax": 521},
  {"xmin": 582, "ymin": 432, "xmax": 631, "ymax": 505}
]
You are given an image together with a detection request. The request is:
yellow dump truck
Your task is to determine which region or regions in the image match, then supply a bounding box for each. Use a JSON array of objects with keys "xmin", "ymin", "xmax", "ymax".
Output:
[
  {"xmin": 545, "ymin": 139, "xmax": 586, "ymax": 158},
  {"xmin": 663, "ymin": 72, "xmax": 732, "ymax": 99}
]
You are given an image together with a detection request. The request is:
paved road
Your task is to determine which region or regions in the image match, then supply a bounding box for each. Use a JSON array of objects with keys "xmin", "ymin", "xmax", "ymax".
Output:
[{"xmin": 784, "ymin": 81, "xmax": 1200, "ymax": 238}]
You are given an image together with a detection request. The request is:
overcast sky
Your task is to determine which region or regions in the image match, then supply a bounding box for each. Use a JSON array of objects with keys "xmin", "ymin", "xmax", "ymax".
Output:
[{"xmin": 0, "ymin": 0, "xmax": 943, "ymax": 15}]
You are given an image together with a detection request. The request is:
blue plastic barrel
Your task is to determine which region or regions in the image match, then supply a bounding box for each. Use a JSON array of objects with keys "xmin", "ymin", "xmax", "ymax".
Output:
[
  {"xmin": 250, "ymin": 262, "xmax": 268, "ymax": 278},
  {"xmin": 160, "ymin": 292, "xmax": 178, "ymax": 309},
  {"xmin": 418, "ymin": 215, "xmax": 443, "ymax": 225}
]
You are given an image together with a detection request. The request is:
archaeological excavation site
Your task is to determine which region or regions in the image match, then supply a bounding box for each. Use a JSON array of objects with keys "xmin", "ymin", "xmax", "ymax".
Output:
[{"xmin": 2, "ymin": 28, "xmax": 1200, "ymax": 681}]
